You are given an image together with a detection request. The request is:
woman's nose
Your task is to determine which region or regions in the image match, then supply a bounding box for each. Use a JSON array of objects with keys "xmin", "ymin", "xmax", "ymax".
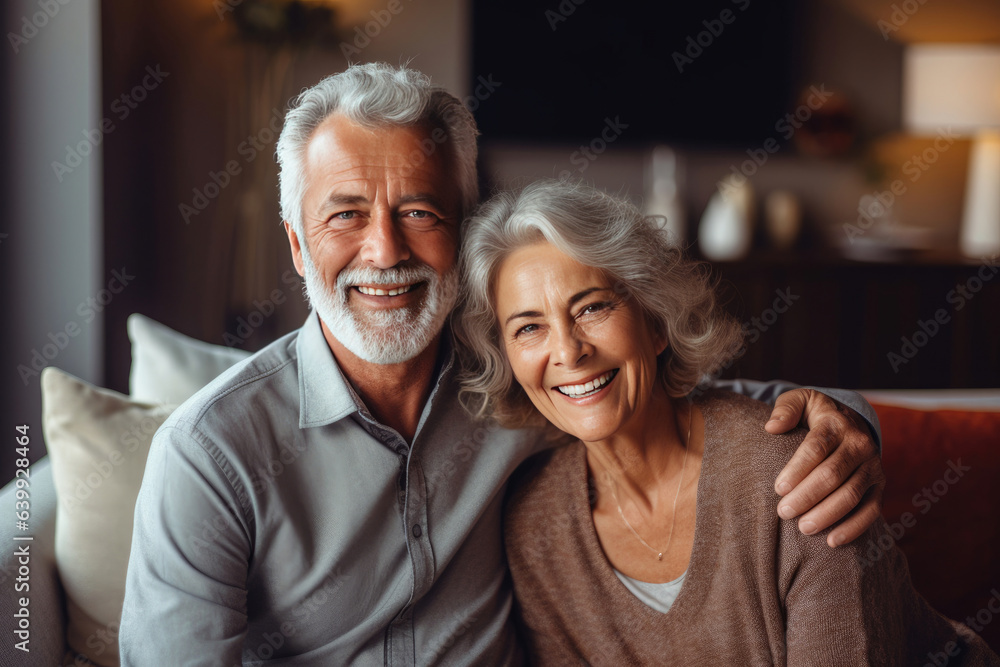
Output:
[{"xmin": 550, "ymin": 324, "xmax": 592, "ymax": 367}]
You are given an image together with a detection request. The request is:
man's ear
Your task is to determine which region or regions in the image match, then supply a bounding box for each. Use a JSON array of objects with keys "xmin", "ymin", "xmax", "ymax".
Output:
[{"xmin": 284, "ymin": 221, "xmax": 306, "ymax": 277}]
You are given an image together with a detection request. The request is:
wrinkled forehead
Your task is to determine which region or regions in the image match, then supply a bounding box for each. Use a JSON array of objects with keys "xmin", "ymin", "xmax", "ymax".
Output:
[
  {"xmin": 304, "ymin": 114, "xmax": 460, "ymax": 204},
  {"xmin": 308, "ymin": 114, "xmax": 452, "ymax": 166},
  {"xmin": 494, "ymin": 243, "xmax": 615, "ymax": 308}
]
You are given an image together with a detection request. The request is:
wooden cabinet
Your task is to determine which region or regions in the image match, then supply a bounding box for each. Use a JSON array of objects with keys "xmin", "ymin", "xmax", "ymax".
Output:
[{"xmin": 707, "ymin": 252, "xmax": 1000, "ymax": 389}]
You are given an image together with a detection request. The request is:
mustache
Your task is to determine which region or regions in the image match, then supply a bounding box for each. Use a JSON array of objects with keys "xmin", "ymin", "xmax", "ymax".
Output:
[{"xmin": 335, "ymin": 264, "xmax": 438, "ymax": 288}]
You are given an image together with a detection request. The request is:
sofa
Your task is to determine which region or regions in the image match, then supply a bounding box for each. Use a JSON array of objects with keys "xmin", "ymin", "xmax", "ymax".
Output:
[
  {"xmin": 1, "ymin": 314, "xmax": 997, "ymax": 666},
  {"xmin": 0, "ymin": 314, "xmax": 251, "ymax": 667}
]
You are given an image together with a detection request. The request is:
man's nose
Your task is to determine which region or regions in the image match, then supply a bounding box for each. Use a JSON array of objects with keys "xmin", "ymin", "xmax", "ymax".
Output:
[{"xmin": 360, "ymin": 210, "xmax": 410, "ymax": 269}]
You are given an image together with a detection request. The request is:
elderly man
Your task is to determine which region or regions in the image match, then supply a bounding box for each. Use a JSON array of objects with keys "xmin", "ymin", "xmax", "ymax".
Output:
[{"xmin": 120, "ymin": 63, "xmax": 884, "ymax": 665}]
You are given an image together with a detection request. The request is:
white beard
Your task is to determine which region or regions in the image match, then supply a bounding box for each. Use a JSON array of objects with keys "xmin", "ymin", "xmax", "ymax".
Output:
[{"xmin": 300, "ymin": 249, "xmax": 458, "ymax": 365}]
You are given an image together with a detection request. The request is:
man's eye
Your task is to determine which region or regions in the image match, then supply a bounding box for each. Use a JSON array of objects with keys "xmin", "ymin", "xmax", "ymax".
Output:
[
  {"xmin": 333, "ymin": 211, "xmax": 356, "ymax": 220},
  {"xmin": 404, "ymin": 210, "xmax": 437, "ymax": 221}
]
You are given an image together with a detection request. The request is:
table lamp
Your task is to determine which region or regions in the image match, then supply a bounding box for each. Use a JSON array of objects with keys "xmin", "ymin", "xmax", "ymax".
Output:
[{"xmin": 903, "ymin": 44, "xmax": 1000, "ymax": 258}]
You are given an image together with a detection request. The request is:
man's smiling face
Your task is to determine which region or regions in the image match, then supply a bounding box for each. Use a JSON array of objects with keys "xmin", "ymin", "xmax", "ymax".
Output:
[{"xmin": 285, "ymin": 114, "xmax": 462, "ymax": 364}]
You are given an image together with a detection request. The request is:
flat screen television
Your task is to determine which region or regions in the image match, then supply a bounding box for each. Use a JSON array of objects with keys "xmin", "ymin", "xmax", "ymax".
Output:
[{"xmin": 471, "ymin": 0, "xmax": 799, "ymax": 148}]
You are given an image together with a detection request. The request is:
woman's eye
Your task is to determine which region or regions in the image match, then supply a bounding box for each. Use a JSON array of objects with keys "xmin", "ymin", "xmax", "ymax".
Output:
[
  {"xmin": 513, "ymin": 323, "xmax": 538, "ymax": 338},
  {"xmin": 580, "ymin": 302, "xmax": 609, "ymax": 316}
]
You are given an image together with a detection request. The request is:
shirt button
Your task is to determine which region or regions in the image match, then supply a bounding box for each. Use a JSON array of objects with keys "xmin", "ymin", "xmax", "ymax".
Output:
[{"xmin": 412, "ymin": 524, "xmax": 422, "ymax": 538}]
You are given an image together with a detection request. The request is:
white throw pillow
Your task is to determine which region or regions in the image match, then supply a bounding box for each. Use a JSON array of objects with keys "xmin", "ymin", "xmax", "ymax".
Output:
[
  {"xmin": 127, "ymin": 313, "xmax": 250, "ymax": 404},
  {"xmin": 41, "ymin": 367, "xmax": 176, "ymax": 667}
]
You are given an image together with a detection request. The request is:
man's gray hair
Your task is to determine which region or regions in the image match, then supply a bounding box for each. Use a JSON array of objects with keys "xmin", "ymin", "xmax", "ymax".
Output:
[
  {"xmin": 276, "ymin": 63, "xmax": 479, "ymax": 235},
  {"xmin": 454, "ymin": 179, "xmax": 744, "ymax": 428}
]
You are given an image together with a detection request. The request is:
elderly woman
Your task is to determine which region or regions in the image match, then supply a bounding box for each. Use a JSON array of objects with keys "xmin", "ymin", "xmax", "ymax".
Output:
[{"xmin": 454, "ymin": 180, "xmax": 998, "ymax": 665}]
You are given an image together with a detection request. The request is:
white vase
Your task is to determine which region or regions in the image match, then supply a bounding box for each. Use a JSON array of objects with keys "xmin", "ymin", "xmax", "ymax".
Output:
[
  {"xmin": 699, "ymin": 175, "xmax": 755, "ymax": 261},
  {"xmin": 961, "ymin": 129, "xmax": 1000, "ymax": 258},
  {"xmin": 765, "ymin": 190, "xmax": 802, "ymax": 251},
  {"xmin": 645, "ymin": 146, "xmax": 686, "ymax": 245}
]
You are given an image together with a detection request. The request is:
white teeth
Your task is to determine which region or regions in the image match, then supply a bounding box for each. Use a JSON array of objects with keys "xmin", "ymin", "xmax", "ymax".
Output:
[
  {"xmin": 556, "ymin": 370, "xmax": 618, "ymax": 398},
  {"xmin": 357, "ymin": 284, "xmax": 413, "ymax": 297}
]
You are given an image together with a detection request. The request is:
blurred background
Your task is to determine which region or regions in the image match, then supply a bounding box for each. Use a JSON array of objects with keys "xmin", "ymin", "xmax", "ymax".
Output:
[{"xmin": 2, "ymin": 0, "xmax": 999, "ymax": 473}]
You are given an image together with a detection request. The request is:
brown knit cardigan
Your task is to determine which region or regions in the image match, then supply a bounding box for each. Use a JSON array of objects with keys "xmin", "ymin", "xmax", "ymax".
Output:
[{"xmin": 504, "ymin": 391, "xmax": 999, "ymax": 666}]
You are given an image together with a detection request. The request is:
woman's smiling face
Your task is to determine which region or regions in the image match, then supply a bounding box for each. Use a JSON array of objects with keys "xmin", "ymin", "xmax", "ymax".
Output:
[{"xmin": 494, "ymin": 241, "xmax": 667, "ymax": 442}]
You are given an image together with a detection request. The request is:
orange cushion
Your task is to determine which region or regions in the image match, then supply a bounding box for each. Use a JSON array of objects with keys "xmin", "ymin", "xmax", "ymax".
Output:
[{"xmin": 873, "ymin": 403, "xmax": 1000, "ymax": 651}]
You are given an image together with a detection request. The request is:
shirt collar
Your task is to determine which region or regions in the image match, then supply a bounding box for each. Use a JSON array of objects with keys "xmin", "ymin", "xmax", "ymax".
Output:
[
  {"xmin": 296, "ymin": 310, "xmax": 362, "ymax": 428},
  {"xmin": 294, "ymin": 310, "xmax": 458, "ymax": 431}
]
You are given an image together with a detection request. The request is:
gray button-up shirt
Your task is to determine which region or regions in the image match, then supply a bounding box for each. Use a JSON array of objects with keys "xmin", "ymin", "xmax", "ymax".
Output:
[
  {"xmin": 120, "ymin": 311, "xmax": 547, "ymax": 665},
  {"xmin": 120, "ymin": 311, "xmax": 880, "ymax": 666}
]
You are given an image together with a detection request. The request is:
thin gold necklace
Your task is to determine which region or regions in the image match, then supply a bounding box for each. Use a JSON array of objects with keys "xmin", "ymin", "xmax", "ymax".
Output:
[{"xmin": 608, "ymin": 403, "xmax": 692, "ymax": 561}]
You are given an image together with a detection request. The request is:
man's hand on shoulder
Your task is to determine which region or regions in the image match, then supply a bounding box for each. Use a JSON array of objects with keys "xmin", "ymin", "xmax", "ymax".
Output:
[{"xmin": 765, "ymin": 388, "xmax": 885, "ymax": 548}]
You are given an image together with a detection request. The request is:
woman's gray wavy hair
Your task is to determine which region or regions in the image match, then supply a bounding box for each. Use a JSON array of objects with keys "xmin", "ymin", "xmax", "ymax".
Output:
[
  {"xmin": 454, "ymin": 179, "xmax": 744, "ymax": 428},
  {"xmin": 276, "ymin": 62, "xmax": 479, "ymax": 235}
]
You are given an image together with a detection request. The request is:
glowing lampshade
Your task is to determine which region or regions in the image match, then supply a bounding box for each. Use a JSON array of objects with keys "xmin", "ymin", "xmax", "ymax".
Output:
[{"xmin": 904, "ymin": 44, "xmax": 1000, "ymax": 257}]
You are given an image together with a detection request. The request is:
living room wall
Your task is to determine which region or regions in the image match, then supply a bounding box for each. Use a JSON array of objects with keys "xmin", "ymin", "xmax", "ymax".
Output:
[
  {"xmin": 2, "ymin": 0, "xmax": 102, "ymax": 480},
  {"xmin": 98, "ymin": 0, "xmax": 469, "ymax": 399},
  {"xmin": 4, "ymin": 0, "xmax": 997, "ymax": 481}
]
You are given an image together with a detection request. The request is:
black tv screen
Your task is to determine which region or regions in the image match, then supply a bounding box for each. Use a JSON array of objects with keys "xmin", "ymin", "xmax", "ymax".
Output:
[{"xmin": 471, "ymin": 0, "xmax": 798, "ymax": 148}]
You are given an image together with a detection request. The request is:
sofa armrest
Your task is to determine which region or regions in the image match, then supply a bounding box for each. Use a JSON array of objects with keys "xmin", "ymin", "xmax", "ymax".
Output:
[{"xmin": 0, "ymin": 457, "xmax": 67, "ymax": 664}]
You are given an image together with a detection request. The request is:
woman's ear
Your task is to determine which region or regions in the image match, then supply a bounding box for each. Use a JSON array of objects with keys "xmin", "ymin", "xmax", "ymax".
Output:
[
  {"xmin": 650, "ymin": 318, "xmax": 669, "ymax": 356},
  {"xmin": 657, "ymin": 336, "xmax": 669, "ymax": 356}
]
